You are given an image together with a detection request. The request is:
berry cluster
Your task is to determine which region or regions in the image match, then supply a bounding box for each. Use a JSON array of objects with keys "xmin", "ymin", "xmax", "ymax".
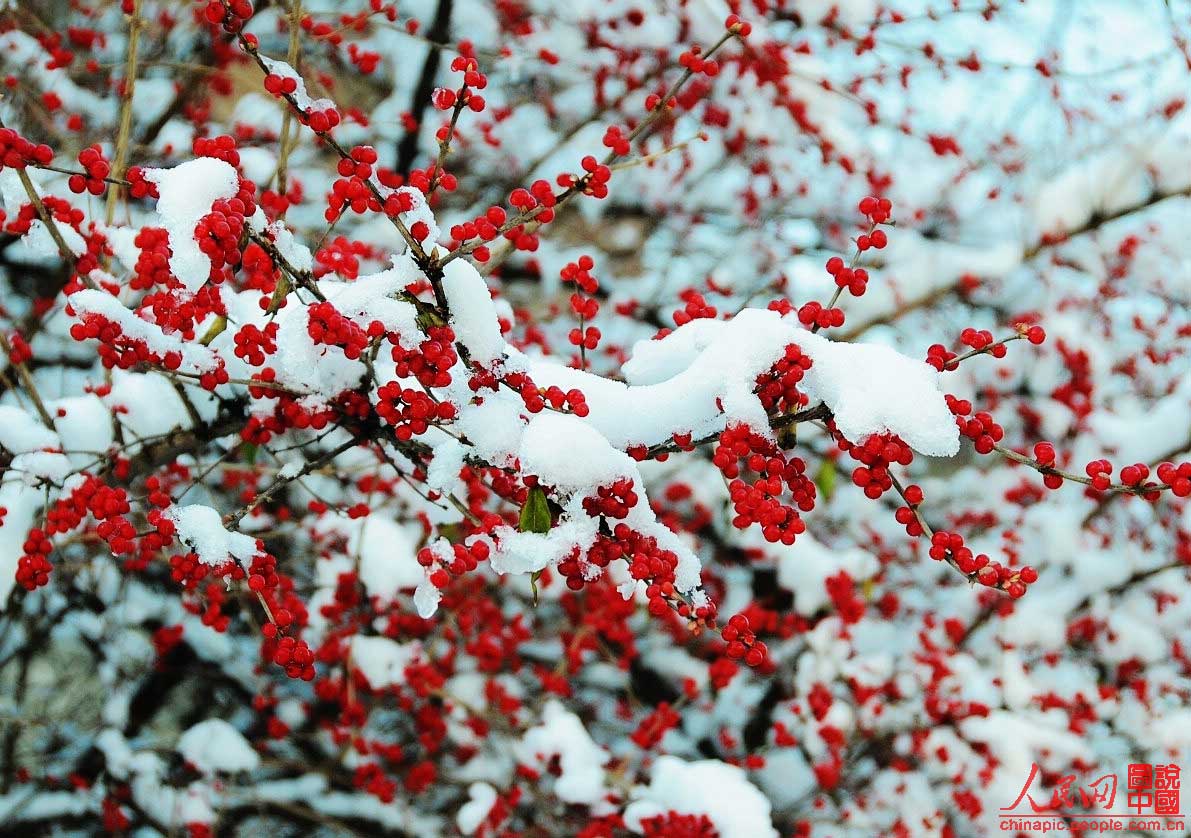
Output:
[
  {"xmin": 67, "ymin": 144, "xmax": 110, "ymax": 195},
  {"xmin": 268, "ymin": 635, "xmax": 316, "ymax": 681},
  {"xmin": 307, "ymin": 302, "xmax": 379, "ymax": 360},
  {"xmin": 582, "ymin": 478, "xmax": 638, "ymax": 519},
  {"xmin": 202, "ymin": 0, "xmax": 253, "ymax": 34},
  {"xmin": 678, "ymin": 45, "xmax": 721, "ymax": 77},
  {"xmin": 715, "ymin": 424, "xmax": 815, "ymax": 544},
  {"xmin": 558, "ymin": 155, "xmax": 612, "ymax": 199},
  {"xmin": 0, "ymin": 127, "xmax": 52, "ymax": 170},
  {"xmin": 448, "ymin": 205, "xmax": 506, "ymax": 258},
  {"xmin": 949, "ymin": 396, "xmax": 1005, "ymax": 454},
  {"xmin": 721, "ymin": 614, "xmax": 770, "ymax": 668},
  {"xmin": 841, "ymin": 432, "xmax": 914, "ymax": 500},
  {"xmin": 540, "ymin": 385, "xmax": 589, "ymax": 416},
  {"xmin": 755, "ymin": 343, "xmax": 812, "ymax": 415},
  {"xmin": 929, "ymin": 531, "xmax": 1039, "ymax": 596},
  {"xmin": 124, "ymin": 165, "xmax": 158, "ymax": 199},
  {"xmin": 825, "ymin": 256, "xmax": 869, "ymax": 297},
  {"xmin": 233, "ymin": 322, "xmax": 278, "ymax": 367},
  {"xmin": 672, "ymin": 289, "xmax": 718, "ymax": 326},
  {"xmin": 327, "ymin": 145, "xmax": 380, "ymax": 220},
  {"xmin": 375, "ymin": 382, "xmax": 457, "ymax": 441},
  {"xmin": 390, "ymin": 326, "xmax": 457, "ymax": 388},
  {"xmin": 263, "ymin": 72, "xmax": 299, "ymax": 97}
]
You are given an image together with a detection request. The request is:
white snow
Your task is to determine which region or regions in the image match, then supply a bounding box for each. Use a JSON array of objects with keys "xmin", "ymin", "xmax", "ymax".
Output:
[
  {"xmin": 774, "ymin": 532, "xmax": 880, "ymax": 615},
  {"xmin": 515, "ymin": 700, "xmax": 610, "ymax": 806},
  {"xmin": 259, "ymin": 55, "xmax": 336, "ymax": 115},
  {"xmin": 177, "ymin": 719, "xmax": 260, "ymax": 774},
  {"xmin": 624, "ymin": 756, "xmax": 778, "ymax": 838},
  {"xmin": 164, "ymin": 505, "xmax": 259, "ymax": 567},
  {"xmin": 69, "ymin": 289, "xmax": 219, "ymax": 373},
  {"xmin": 442, "ymin": 259, "xmax": 506, "ymax": 365},
  {"xmin": 143, "ymin": 158, "xmax": 241, "ymax": 292},
  {"xmin": 798, "ymin": 330, "xmax": 961, "ymax": 457},
  {"xmin": 456, "ymin": 782, "xmax": 497, "ymax": 835},
  {"xmin": 0, "ymin": 405, "xmax": 58, "ymax": 452},
  {"xmin": 517, "ymin": 412, "xmax": 633, "ymax": 493},
  {"xmin": 349, "ymin": 635, "xmax": 422, "ymax": 689}
]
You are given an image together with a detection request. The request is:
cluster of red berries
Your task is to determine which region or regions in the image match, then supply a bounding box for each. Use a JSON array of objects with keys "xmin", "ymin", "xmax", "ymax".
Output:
[
  {"xmin": 841, "ymin": 432, "xmax": 914, "ymax": 500},
  {"xmin": 195, "ymin": 135, "xmax": 241, "ymax": 170},
  {"xmin": 540, "ymin": 385, "xmax": 589, "ymax": 416},
  {"xmin": 0, "ymin": 127, "xmax": 53, "ymax": 170},
  {"xmin": 1156, "ymin": 461, "xmax": 1191, "ymax": 496},
  {"xmin": 858, "ymin": 195, "xmax": 893, "ymax": 224},
  {"xmin": 678, "ymin": 45, "xmax": 721, "ymax": 77},
  {"xmin": 755, "ymin": 343, "xmax": 812, "ymax": 415},
  {"xmin": 825, "ymin": 570, "xmax": 867, "ymax": 624},
  {"xmin": 928, "ymin": 530, "xmax": 1038, "ymax": 596},
  {"xmin": 268, "ymin": 635, "xmax": 315, "ymax": 680},
  {"xmin": 302, "ymin": 103, "xmax": 342, "ymax": 134},
  {"xmin": 67, "ymin": 145, "xmax": 111, "ymax": 195},
  {"xmin": 825, "ymin": 256, "xmax": 869, "ymax": 297},
  {"xmin": 508, "ymin": 180, "xmax": 557, "ymax": 226},
  {"xmin": 195, "ymin": 197, "xmax": 248, "ymax": 275},
  {"xmin": 715, "ymin": 425, "xmax": 815, "ymax": 544},
  {"xmin": 327, "ymin": 145, "xmax": 381, "ymax": 220},
  {"xmin": 568, "ymin": 324, "xmax": 601, "ymax": 351},
  {"xmin": 352, "ymin": 763, "xmax": 398, "ymax": 804},
  {"xmin": 375, "ymin": 382, "xmax": 456, "ymax": 441},
  {"xmin": 6, "ymin": 332, "xmax": 31, "ymax": 366},
  {"xmin": 1031, "ymin": 441, "xmax": 1066, "ymax": 489},
  {"xmin": 202, "ymin": 0, "xmax": 253, "ymax": 34},
  {"xmin": 725, "ymin": 13, "xmax": 753, "ymax": 36},
  {"xmin": 925, "ymin": 343, "xmax": 958, "ymax": 371},
  {"xmin": 500, "ymin": 371, "xmax": 546, "ymax": 413},
  {"xmin": 561, "ymin": 255, "xmax": 599, "ymax": 294},
  {"xmin": 262, "ymin": 72, "xmax": 299, "ymax": 97},
  {"xmin": 448, "ymin": 206, "xmax": 506, "ymax": 253},
  {"xmin": 233, "ymin": 322, "xmax": 278, "ymax": 366},
  {"xmin": 307, "ymin": 302, "xmax": 378, "ymax": 360},
  {"xmin": 68, "ymin": 313, "xmax": 158, "ymax": 368},
  {"xmin": 18, "ymin": 478, "xmax": 140, "ymax": 591},
  {"xmin": 892, "ymin": 482, "xmax": 926, "ymax": 536},
  {"xmin": 582, "ymin": 478, "xmax": 638, "ymax": 519},
  {"xmin": 570, "ymin": 292, "xmax": 599, "ymax": 325},
  {"xmin": 949, "ymin": 398, "xmax": 1005, "ymax": 455},
  {"xmin": 721, "ymin": 613, "xmax": 770, "ymax": 668},
  {"xmin": 673, "ymin": 289, "xmax": 718, "ymax": 326},
  {"xmin": 15, "ymin": 530, "xmax": 52, "ymax": 591},
  {"xmin": 630, "ymin": 702, "xmax": 681, "ymax": 750},
  {"xmin": 602, "ymin": 125, "xmax": 631, "ymax": 156},
  {"xmin": 124, "ymin": 165, "xmax": 158, "ymax": 199},
  {"xmin": 559, "ymin": 155, "xmax": 612, "ymax": 199},
  {"xmin": 797, "ymin": 299, "xmax": 845, "ymax": 330},
  {"xmin": 960, "ymin": 327, "xmax": 1006, "ymax": 356},
  {"xmin": 130, "ymin": 228, "xmax": 172, "ymax": 290},
  {"xmin": 417, "ymin": 540, "xmax": 489, "ymax": 590},
  {"xmin": 440, "ymin": 52, "xmax": 488, "ymax": 114},
  {"xmin": 390, "ymin": 326, "xmax": 456, "ymax": 388}
]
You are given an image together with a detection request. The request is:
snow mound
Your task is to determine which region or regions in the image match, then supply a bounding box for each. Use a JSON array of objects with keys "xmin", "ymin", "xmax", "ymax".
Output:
[
  {"xmin": 177, "ymin": 719, "xmax": 259, "ymax": 774},
  {"xmin": 165, "ymin": 505, "xmax": 258, "ymax": 566},
  {"xmin": 143, "ymin": 158, "xmax": 240, "ymax": 293},
  {"xmin": 624, "ymin": 755, "xmax": 778, "ymax": 838}
]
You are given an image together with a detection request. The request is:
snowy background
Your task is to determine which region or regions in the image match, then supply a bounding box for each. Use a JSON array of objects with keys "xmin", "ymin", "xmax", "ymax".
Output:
[{"xmin": 0, "ymin": 1, "xmax": 1189, "ymax": 836}]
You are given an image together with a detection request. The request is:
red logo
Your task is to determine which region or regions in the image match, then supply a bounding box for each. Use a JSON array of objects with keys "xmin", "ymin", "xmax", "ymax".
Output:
[{"xmin": 999, "ymin": 762, "xmax": 1183, "ymax": 833}]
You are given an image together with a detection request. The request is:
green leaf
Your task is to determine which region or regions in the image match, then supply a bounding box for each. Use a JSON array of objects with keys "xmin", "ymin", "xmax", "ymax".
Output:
[
  {"xmin": 814, "ymin": 459, "xmax": 837, "ymax": 501},
  {"xmin": 519, "ymin": 485, "xmax": 552, "ymax": 534},
  {"xmin": 243, "ymin": 443, "xmax": 259, "ymax": 466}
]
